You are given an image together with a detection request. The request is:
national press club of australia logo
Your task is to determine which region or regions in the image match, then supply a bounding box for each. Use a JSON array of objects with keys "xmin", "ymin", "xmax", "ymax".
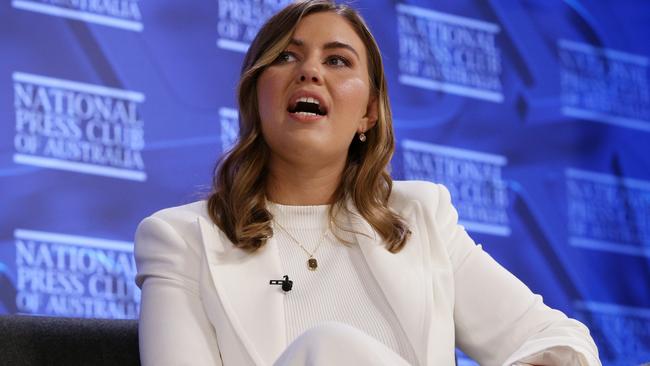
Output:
[
  {"xmin": 12, "ymin": 72, "xmax": 147, "ymax": 181},
  {"xmin": 566, "ymin": 168, "xmax": 650, "ymax": 257},
  {"xmin": 558, "ymin": 40, "xmax": 650, "ymax": 132},
  {"xmin": 396, "ymin": 3, "xmax": 503, "ymax": 103},
  {"xmin": 402, "ymin": 139, "xmax": 510, "ymax": 236},
  {"xmin": 13, "ymin": 228, "xmax": 140, "ymax": 319},
  {"xmin": 11, "ymin": 0, "xmax": 143, "ymax": 31},
  {"xmin": 216, "ymin": 0, "xmax": 293, "ymax": 52}
]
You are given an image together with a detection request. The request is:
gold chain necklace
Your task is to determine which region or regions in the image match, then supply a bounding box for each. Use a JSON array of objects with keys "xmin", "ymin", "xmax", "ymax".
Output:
[{"xmin": 273, "ymin": 219, "xmax": 331, "ymax": 271}]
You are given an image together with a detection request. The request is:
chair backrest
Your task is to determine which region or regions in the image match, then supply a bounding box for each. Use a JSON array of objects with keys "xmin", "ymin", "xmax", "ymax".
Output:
[{"xmin": 0, "ymin": 315, "xmax": 140, "ymax": 366}]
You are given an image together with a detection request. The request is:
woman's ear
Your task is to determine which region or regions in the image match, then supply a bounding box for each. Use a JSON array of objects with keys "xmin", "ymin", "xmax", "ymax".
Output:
[{"xmin": 359, "ymin": 94, "xmax": 379, "ymax": 132}]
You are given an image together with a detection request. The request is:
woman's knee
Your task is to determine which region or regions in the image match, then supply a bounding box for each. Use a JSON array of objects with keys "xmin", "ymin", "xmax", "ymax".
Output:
[
  {"xmin": 275, "ymin": 322, "xmax": 410, "ymax": 366},
  {"xmin": 296, "ymin": 322, "xmax": 375, "ymax": 349}
]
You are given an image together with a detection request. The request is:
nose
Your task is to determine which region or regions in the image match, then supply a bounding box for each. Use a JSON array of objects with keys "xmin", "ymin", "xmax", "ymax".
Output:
[
  {"xmin": 297, "ymin": 58, "xmax": 322, "ymax": 84},
  {"xmin": 299, "ymin": 74, "xmax": 319, "ymax": 83}
]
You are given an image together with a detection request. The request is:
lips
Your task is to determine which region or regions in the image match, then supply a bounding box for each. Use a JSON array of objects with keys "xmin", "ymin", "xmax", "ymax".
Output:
[{"xmin": 287, "ymin": 91, "xmax": 328, "ymax": 117}]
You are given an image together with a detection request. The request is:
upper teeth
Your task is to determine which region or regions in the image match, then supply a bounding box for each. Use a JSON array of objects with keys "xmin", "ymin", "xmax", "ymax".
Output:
[{"xmin": 297, "ymin": 97, "xmax": 319, "ymax": 105}]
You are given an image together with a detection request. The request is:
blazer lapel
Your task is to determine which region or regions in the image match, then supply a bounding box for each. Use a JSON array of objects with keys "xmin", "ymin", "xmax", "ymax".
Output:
[
  {"xmin": 198, "ymin": 216, "xmax": 286, "ymax": 366},
  {"xmin": 347, "ymin": 199, "xmax": 433, "ymax": 366}
]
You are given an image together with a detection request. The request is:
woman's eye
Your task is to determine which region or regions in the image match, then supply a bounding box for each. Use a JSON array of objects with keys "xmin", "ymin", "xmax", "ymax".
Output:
[
  {"xmin": 274, "ymin": 51, "xmax": 296, "ymax": 64},
  {"xmin": 326, "ymin": 55, "xmax": 350, "ymax": 67}
]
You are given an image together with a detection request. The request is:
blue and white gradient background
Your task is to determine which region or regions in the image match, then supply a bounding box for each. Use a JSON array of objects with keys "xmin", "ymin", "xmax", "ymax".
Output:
[{"xmin": 1, "ymin": 1, "xmax": 649, "ymax": 365}]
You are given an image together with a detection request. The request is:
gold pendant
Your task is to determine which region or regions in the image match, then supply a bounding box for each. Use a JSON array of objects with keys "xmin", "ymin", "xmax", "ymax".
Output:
[{"xmin": 307, "ymin": 257, "xmax": 318, "ymax": 271}]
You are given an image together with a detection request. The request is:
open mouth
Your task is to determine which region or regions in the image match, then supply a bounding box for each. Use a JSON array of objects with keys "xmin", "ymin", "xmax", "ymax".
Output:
[{"xmin": 287, "ymin": 97, "xmax": 327, "ymax": 117}]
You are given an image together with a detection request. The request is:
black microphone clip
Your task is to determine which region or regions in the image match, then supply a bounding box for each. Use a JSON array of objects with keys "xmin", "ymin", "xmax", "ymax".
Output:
[{"xmin": 269, "ymin": 275, "xmax": 293, "ymax": 292}]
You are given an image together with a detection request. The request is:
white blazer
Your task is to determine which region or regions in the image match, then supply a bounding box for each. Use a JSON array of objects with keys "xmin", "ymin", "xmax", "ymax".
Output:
[{"xmin": 135, "ymin": 181, "xmax": 600, "ymax": 366}]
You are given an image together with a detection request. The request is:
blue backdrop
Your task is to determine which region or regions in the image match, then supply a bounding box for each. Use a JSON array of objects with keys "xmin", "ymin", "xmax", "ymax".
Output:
[{"xmin": 1, "ymin": 0, "xmax": 649, "ymax": 365}]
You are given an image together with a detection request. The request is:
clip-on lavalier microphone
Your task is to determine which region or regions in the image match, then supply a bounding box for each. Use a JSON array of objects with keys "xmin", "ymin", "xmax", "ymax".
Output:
[{"xmin": 269, "ymin": 275, "xmax": 293, "ymax": 292}]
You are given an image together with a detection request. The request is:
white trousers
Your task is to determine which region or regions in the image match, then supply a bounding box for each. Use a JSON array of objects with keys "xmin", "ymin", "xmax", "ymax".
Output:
[{"xmin": 273, "ymin": 322, "xmax": 413, "ymax": 366}]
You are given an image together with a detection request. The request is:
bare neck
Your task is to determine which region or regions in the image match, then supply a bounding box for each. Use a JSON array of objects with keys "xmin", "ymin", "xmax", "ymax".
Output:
[{"xmin": 265, "ymin": 157, "xmax": 345, "ymax": 206}]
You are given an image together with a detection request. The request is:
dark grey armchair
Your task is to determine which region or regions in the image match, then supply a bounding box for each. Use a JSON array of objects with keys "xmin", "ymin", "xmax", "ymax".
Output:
[{"xmin": 0, "ymin": 315, "xmax": 139, "ymax": 366}]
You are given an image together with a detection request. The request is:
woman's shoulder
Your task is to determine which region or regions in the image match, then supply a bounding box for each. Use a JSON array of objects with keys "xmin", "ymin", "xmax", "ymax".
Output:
[
  {"xmin": 134, "ymin": 200, "xmax": 210, "ymax": 288},
  {"xmin": 391, "ymin": 180, "xmax": 448, "ymax": 208},
  {"xmin": 136, "ymin": 200, "xmax": 210, "ymax": 244},
  {"xmin": 146, "ymin": 200, "xmax": 209, "ymax": 225}
]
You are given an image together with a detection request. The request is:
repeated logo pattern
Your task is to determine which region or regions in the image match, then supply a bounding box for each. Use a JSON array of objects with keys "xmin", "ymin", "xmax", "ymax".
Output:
[
  {"xmin": 397, "ymin": 4, "xmax": 503, "ymax": 102},
  {"xmin": 217, "ymin": 0, "xmax": 292, "ymax": 52},
  {"xmin": 12, "ymin": 73, "xmax": 146, "ymax": 181},
  {"xmin": 14, "ymin": 229, "xmax": 139, "ymax": 318},
  {"xmin": 559, "ymin": 40, "xmax": 650, "ymax": 132},
  {"xmin": 402, "ymin": 140, "xmax": 510, "ymax": 236},
  {"xmin": 1, "ymin": 1, "xmax": 648, "ymax": 364},
  {"xmin": 12, "ymin": 0, "xmax": 143, "ymax": 31}
]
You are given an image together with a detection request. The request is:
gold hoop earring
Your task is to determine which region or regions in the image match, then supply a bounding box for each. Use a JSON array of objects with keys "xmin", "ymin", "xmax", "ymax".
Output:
[{"xmin": 358, "ymin": 132, "xmax": 366, "ymax": 142}]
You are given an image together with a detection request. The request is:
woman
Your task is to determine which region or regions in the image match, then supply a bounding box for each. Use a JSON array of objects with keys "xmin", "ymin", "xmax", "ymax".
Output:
[{"xmin": 135, "ymin": 1, "xmax": 601, "ymax": 365}]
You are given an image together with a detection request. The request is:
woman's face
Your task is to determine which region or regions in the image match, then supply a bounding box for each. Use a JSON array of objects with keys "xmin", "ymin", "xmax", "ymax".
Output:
[{"xmin": 257, "ymin": 11, "xmax": 376, "ymax": 168}]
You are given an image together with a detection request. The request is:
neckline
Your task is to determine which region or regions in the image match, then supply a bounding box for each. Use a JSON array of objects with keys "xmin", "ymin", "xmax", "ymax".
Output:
[
  {"xmin": 266, "ymin": 200, "xmax": 331, "ymax": 209},
  {"xmin": 267, "ymin": 201, "xmax": 331, "ymax": 229}
]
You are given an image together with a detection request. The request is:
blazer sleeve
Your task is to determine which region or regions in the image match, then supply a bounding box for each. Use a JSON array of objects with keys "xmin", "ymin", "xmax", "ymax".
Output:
[
  {"xmin": 135, "ymin": 215, "xmax": 223, "ymax": 366},
  {"xmin": 429, "ymin": 184, "xmax": 601, "ymax": 366}
]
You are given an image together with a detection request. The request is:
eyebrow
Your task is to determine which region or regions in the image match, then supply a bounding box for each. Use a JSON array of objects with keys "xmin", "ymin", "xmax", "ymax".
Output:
[{"xmin": 289, "ymin": 38, "xmax": 360, "ymax": 60}]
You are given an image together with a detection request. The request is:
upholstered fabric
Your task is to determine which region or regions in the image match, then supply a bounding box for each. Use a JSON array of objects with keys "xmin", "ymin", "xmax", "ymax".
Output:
[{"xmin": 0, "ymin": 315, "xmax": 139, "ymax": 366}]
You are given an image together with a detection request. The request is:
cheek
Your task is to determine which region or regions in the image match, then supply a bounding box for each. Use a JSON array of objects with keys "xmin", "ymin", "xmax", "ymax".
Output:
[
  {"xmin": 256, "ymin": 71, "xmax": 285, "ymax": 119},
  {"xmin": 332, "ymin": 77, "xmax": 369, "ymax": 115},
  {"xmin": 256, "ymin": 76, "xmax": 273, "ymax": 118}
]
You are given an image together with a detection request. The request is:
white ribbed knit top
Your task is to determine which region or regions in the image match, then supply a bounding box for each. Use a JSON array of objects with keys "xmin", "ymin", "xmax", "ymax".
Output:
[{"xmin": 267, "ymin": 202, "xmax": 418, "ymax": 365}]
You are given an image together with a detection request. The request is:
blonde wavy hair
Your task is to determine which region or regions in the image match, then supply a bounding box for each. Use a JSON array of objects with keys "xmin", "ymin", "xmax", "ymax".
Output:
[{"xmin": 207, "ymin": 0, "xmax": 410, "ymax": 253}]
